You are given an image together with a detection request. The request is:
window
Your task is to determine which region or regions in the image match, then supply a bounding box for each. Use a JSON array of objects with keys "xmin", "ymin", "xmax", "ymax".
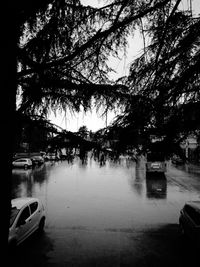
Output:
[
  {"xmin": 30, "ymin": 202, "xmax": 38, "ymax": 214},
  {"xmin": 15, "ymin": 159, "xmax": 28, "ymax": 162},
  {"xmin": 147, "ymin": 152, "xmax": 165, "ymax": 161},
  {"xmin": 184, "ymin": 205, "xmax": 200, "ymax": 225},
  {"xmin": 17, "ymin": 206, "xmax": 30, "ymax": 226},
  {"xmin": 10, "ymin": 207, "xmax": 20, "ymax": 227}
]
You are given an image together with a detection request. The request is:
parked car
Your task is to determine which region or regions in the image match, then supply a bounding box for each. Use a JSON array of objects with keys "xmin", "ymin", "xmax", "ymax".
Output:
[
  {"xmin": 146, "ymin": 151, "xmax": 167, "ymax": 175},
  {"xmin": 179, "ymin": 201, "xmax": 200, "ymax": 244},
  {"xmin": 9, "ymin": 197, "xmax": 46, "ymax": 249},
  {"xmin": 12, "ymin": 158, "xmax": 32, "ymax": 169},
  {"xmin": 171, "ymin": 155, "xmax": 185, "ymax": 165},
  {"xmin": 31, "ymin": 155, "xmax": 44, "ymax": 165},
  {"xmin": 45, "ymin": 153, "xmax": 59, "ymax": 161}
]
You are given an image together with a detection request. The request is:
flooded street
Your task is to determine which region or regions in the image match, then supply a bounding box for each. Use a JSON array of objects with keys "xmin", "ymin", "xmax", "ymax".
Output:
[{"xmin": 11, "ymin": 156, "xmax": 200, "ymax": 266}]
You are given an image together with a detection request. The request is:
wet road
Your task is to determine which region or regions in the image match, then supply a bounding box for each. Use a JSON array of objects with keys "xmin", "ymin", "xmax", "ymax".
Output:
[{"xmin": 10, "ymin": 156, "xmax": 200, "ymax": 267}]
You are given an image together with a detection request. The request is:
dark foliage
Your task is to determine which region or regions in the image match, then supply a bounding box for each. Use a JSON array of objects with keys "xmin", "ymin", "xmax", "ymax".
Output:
[
  {"xmin": 17, "ymin": 0, "xmax": 172, "ymax": 118},
  {"xmin": 110, "ymin": 4, "xmax": 200, "ymax": 156}
]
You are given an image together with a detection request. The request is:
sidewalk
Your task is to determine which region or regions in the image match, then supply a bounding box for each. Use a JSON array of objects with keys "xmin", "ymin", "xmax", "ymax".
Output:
[{"xmin": 170, "ymin": 160, "xmax": 200, "ymax": 176}]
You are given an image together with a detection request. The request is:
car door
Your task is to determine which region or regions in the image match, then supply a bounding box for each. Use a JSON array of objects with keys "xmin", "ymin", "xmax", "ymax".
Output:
[
  {"xmin": 15, "ymin": 205, "xmax": 31, "ymax": 244},
  {"xmin": 14, "ymin": 159, "xmax": 21, "ymax": 167},
  {"xmin": 29, "ymin": 201, "xmax": 40, "ymax": 233},
  {"xmin": 15, "ymin": 159, "xmax": 25, "ymax": 167}
]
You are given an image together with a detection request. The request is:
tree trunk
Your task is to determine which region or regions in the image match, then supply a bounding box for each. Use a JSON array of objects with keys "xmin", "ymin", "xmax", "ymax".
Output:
[{"xmin": 1, "ymin": 5, "xmax": 17, "ymax": 257}]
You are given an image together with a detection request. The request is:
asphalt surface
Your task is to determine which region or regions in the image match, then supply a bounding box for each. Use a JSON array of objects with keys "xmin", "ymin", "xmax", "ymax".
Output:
[{"xmin": 9, "ymin": 157, "xmax": 200, "ymax": 267}]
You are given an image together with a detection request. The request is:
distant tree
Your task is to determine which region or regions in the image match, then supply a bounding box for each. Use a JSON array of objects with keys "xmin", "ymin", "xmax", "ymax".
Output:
[
  {"xmin": 15, "ymin": 114, "xmax": 60, "ymax": 152},
  {"xmin": 77, "ymin": 125, "xmax": 88, "ymax": 139}
]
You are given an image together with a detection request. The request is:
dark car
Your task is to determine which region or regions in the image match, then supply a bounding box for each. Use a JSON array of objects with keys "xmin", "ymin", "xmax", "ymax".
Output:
[
  {"xmin": 179, "ymin": 201, "xmax": 200, "ymax": 244},
  {"xmin": 31, "ymin": 156, "xmax": 44, "ymax": 165},
  {"xmin": 146, "ymin": 151, "xmax": 167, "ymax": 175},
  {"xmin": 171, "ymin": 155, "xmax": 185, "ymax": 165}
]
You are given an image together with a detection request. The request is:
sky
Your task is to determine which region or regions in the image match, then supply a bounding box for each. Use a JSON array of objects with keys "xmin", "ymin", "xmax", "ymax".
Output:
[
  {"xmin": 49, "ymin": 32, "xmax": 143, "ymax": 132},
  {"xmin": 49, "ymin": 0, "xmax": 200, "ymax": 132},
  {"xmin": 49, "ymin": 3, "xmax": 144, "ymax": 132}
]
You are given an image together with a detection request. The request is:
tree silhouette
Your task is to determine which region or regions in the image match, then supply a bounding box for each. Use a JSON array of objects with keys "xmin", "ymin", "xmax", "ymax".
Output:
[
  {"xmin": 17, "ymin": 0, "xmax": 173, "ymax": 117},
  {"xmin": 77, "ymin": 125, "xmax": 88, "ymax": 139},
  {"xmin": 110, "ymin": 5, "xmax": 200, "ymax": 156}
]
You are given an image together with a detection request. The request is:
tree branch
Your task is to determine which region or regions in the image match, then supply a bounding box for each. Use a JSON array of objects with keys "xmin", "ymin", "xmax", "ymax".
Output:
[{"xmin": 17, "ymin": 0, "xmax": 171, "ymax": 79}]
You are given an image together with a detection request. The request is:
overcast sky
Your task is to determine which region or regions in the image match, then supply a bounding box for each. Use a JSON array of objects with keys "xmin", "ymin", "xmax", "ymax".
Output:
[{"xmin": 50, "ymin": 31, "xmax": 143, "ymax": 132}]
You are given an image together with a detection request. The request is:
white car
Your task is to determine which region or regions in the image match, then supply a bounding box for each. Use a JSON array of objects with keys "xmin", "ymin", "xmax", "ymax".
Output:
[
  {"xmin": 12, "ymin": 158, "xmax": 32, "ymax": 168},
  {"xmin": 9, "ymin": 197, "xmax": 46, "ymax": 249}
]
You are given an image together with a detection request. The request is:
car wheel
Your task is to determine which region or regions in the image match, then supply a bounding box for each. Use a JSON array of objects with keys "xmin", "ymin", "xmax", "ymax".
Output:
[
  {"xmin": 24, "ymin": 164, "xmax": 28, "ymax": 169},
  {"xmin": 38, "ymin": 217, "xmax": 45, "ymax": 233}
]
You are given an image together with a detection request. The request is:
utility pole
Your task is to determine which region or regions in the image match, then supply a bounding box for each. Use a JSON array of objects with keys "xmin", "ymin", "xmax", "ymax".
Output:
[{"xmin": 189, "ymin": 0, "xmax": 193, "ymax": 16}]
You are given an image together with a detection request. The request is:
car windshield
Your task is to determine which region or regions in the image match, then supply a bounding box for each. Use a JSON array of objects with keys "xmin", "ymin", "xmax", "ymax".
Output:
[
  {"xmin": 10, "ymin": 207, "xmax": 20, "ymax": 227},
  {"xmin": 147, "ymin": 152, "xmax": 165, "ymax": 161}
]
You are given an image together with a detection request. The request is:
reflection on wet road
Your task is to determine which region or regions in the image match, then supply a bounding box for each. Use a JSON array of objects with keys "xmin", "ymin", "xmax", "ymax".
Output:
[{"xmin": 11, "ymin": 157, "xmax": 200, "ymax": 266}]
